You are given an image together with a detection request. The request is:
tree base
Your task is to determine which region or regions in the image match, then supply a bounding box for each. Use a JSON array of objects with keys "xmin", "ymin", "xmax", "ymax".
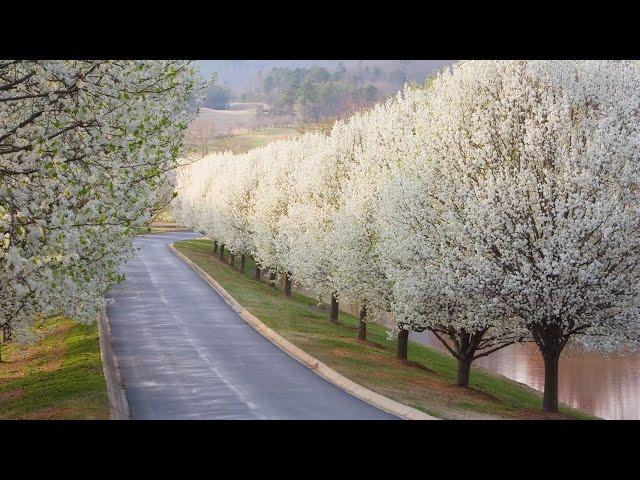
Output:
[
  {"xmin": 330, "ymin": 294, "xmax": 339, "ymax": 323},
  {"xmin": 397, "ymin": 329, "xmax": 408, "ymax": 364},
  {"xmin": 456, "ymin": 358, "xmax": 471, "ymax": 387},
  {"xmin": 357, "ymin": 305, "xmax": 367, "ymax": 341},
  {"xmin": 284, "ymin": 275, "xmax": 292, "ymax": 297}
]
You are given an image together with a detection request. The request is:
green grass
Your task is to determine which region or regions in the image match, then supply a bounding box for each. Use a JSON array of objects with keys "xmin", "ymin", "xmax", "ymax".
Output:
[
  {"xmin": 175, "ymin": 238, "xmax": 595, "ymax": 420},
  {"xmin": 134, "ymin": 222, "xmax": 189, "ymax": 235},
  {"xmin": 0, "ymin": 317, "xmax": 109, "ymax": 419}
]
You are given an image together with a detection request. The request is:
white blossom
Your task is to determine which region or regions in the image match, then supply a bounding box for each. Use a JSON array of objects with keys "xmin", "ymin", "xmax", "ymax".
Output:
[{"xmin": 1, "ymin": 60, "xmax": 202, "ymax": 343}]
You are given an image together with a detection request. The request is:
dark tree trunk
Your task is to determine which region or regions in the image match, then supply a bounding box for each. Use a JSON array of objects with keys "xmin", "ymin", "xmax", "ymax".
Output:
[
  {"xmin": 219, "ymin": 244, "xmax": 225, "ymax": 261},
  {"xmin": 452, "ymin": 331, "xmax": 473, "ymax": 387},
  {"xmin": 531, "ymin": 323, "xmax": 566, "ymax": 413},
  {"xmin": 0, "ymin": 328, "xmax": 6, "ymax": 363},
  {"xmin": 229, "ymin": 253, "xmax": 235, "ymax": 268},
  {"xmin": 269, "ymin": 271, "xmax": 276, "ymax": 281},
  {"xmin": 240, "ymin": 254, "xmax": 246, "ymax": 273},
  {"xmin": 330, "ymin": 293, "xmax": 339, "ymax": 323},
  {"xmin": 284, "ymin": 272, "xmax": 292, "ymax": 297},
  {"xmin": 397, "ymin": 329, "xmax": 408, "ymax": 364},
  {"xmin": 457, "ymin": 357, "xmax": 472, "ymax": 386},
  {"xmin": 358, "ymin": 305, "xmax": 367, "ymax": 341},
  {"xmin": 542, "ymin": 351, "xmax": 561, "ymax": 413},
  {"xmin": 254, "ymin": 266, "xmax": 261, "ymax": 280},
  {"xmin": 213, "ymin": 240, "xmax": 218, "ymax": 254}
]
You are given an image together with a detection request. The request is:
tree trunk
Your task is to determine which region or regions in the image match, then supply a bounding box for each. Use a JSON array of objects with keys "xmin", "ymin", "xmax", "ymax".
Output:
[
  {"xmin": 219, "ymin": 244, "xmax": 225, "ymax": 261},
  {"xmin": 542, "ymin": 351, "xmax": 560, "ymax": 413},
  {"xmin": 0, "ymin": 329, "xmax": 6, "ymax": 363},
  {"xmin": 457, "ymin": 357, "xmax": 472, "ymax": 387},
  {"xmin": 229, "ymin": 253, "xmax": 235, "ymax": 268},
  {"xmin": 240, "ymin": 254, "xmax": 245, "ymax": 273},
  {"xmin": 358, "ymin": 305, "xmax": 367, "ymax": 341},
  {"xmin": 284, "ymin": 272, "xmax": 292, "ymax": 297},
  {"xmin": 269, "ymin": 271, "xmax": 276, "ymax": 281},
  {"xmin": 397, "ymin": 329, "xmax": 408, "ymax": 364},
  {"xmin": 330, "ymin": 293, "xmax": 339, "ymax": 323},
  {"xmin": 532, "ymin": 324, "xmax": 566, "ymax": 414},
  {"xmin": 213, "ymin": 240, "xmax": 218, "ymax": 254},
  {"xmin": 254, "ymin": 266, "xmax": 261, "ymax": 280}
]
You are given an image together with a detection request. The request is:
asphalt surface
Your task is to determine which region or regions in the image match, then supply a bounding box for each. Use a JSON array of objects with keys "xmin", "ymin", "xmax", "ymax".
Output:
[{"xmin": 106, "ymin": 231, "xmax": 395, "ymax": 419}]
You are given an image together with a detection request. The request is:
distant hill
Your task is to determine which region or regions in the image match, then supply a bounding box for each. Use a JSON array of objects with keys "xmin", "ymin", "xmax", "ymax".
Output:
[
  {"xmin": 189, "ymin": 60, "xmax": 457, "ymax": 151},
  {"xmin": 196, "ymin": 60, "xmax": 455, "ymax": 94}
]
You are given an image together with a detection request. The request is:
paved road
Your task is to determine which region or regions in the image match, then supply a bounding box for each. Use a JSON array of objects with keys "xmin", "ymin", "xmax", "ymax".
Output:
[{"xmin": 107, "ymin": 232, "xmax": 395, "ymax": 419}]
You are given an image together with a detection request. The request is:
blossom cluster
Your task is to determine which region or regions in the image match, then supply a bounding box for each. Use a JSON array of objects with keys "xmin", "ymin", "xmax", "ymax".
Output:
[
  {"xmin": 1, "ymin": 60, "xmax": 200, "ymax": 340},
  {"xmin": 173, "ymin": 61, "xmax": 640, "ymax": 397},
  {"xmin": 174, "ymin": 86, "xmax": 429, "ymax": 319}
]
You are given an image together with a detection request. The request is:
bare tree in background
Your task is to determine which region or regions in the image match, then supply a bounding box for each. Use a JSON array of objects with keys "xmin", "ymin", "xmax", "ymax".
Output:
[{"xmin": 185, "ymin": 109, "xmax": 218, "ymax": 154}]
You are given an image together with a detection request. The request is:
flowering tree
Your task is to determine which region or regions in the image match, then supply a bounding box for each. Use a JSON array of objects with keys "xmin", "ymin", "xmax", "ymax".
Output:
[
  {"xmin": 248, "ymin": 139, "xmax": 302, "ymax": 293},
  {"xmin": 274, "ymin": 132, "xmax": 340, "ymax": 306},
  {"xmin": 329, "ymin": 87, "xmax": 427, "ymax": 342},
  {"xmin": 171, "ymin": 61, "xmax": 640, "ymax": 412},
  {"xmin": 197, "ymin": 151, "xmax": 262, "ymax": 272},
  {"xmin": 1, "ymin": 60, "xmax": 201, "ymax": 356},
  {"xmin": 415, "ymin": 60, "xmax": 640, "ymax": 409},
  {"xmin": 378, "ymin": 166, "xmax": 526, "ymax": 384}
]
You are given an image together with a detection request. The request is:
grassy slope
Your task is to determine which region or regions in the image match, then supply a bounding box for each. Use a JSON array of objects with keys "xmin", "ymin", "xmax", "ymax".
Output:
[
  {"xmin": 0, "ymin": 317, "xmax": 109, "ymax": 419},
  {"xmin": 175, "ymin": 238, "xmax": 595, "ymax": 420}
]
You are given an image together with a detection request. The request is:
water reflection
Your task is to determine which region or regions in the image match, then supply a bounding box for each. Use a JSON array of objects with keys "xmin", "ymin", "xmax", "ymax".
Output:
[
  {"xmin": 411, "ymin": 331, "xmax": 640, "ymax": 420},
  {"xmin": 296, "ymin": 285, "xmax": 639, "ymax": 419}
]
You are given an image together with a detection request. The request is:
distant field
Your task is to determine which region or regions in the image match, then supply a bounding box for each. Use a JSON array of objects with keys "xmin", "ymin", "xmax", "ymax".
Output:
[
  {"xmin": 229, "ymin": 102, "xmax": 266, "ymax": 111},
  {"xmin": 208, "ymin": 127, "xmax": 301, "ymax": 154},
  {"xmin": 188, "ymin": 100, "xmax": 337, "ymax": 154},
  {"xmin": 196, "ymin": 104, "xmax": 260, "ymax": 135}
]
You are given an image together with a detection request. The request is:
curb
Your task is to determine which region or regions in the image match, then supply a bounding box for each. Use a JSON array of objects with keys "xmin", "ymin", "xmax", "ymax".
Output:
[
  {"xmin": 97, "ymin": 307, "xmax": 131, "ymax": 420},
  {"xmin": 169, "ymin": 242, "xmax": 437, "ymax": 421}
]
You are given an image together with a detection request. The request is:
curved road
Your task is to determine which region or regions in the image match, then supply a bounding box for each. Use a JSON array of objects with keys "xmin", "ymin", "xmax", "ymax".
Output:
[{"xmin": 106, "ymin": 232, "xmax": 395, "ymax": 419}]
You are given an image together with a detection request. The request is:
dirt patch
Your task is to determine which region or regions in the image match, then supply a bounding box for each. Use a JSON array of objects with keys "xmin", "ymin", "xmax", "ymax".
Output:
[
  {"xmin": 331, "ymin": 348, "xmax": 354, "ymax": 358},
  {"xmin": 503, "ymin": 409, "xmax": 576, "ymax": 420},
  {"xmin": 22, "ymin": 406, "xmax": 76, "ymax": 420},
  {"xmin": 355, "ymin": 339, "xmax": 387, "ymax": 350},
  {"xmin": 0, "ymin": 341, "xmax": 66, "ymax": 378},
  {"xmin": 0, "ymin": 320, "xmax": 70, "ymax": 404},
  {"xmin": 406, "ymin": 374, "xmax": 501, "ymax": 404},
  {"xmin": 0, "ymin": 389, "xmax": 24, "ymax": 401},
  {"xmin": 406, "ymin": 360, "xmax": 436, "ymax": 375}
]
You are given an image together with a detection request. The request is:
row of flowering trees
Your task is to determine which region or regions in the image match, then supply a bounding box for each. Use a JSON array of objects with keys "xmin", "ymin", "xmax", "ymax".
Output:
[
  {"xmin": 1, "ymin": 60, "xmax": 202, "ymax": 359},
  {"xmin": 173, "ymin": 60, "xmax": 640, "ymax": 413}
]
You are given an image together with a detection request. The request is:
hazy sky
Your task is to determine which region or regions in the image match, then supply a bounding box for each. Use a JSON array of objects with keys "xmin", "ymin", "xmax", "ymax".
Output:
[{"xmin": 196, "ymin": 60, "xmax": 454, "ymax": 91}]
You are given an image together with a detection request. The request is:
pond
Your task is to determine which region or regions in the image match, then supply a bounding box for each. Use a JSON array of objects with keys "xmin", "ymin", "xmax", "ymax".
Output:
[
  {"xmin": 298, "ymin": 285, "xmax": 639, "ymax": 419},
  {"xmin": 411, "ymin": 330, "xmax": 640, "ymax": 420}
]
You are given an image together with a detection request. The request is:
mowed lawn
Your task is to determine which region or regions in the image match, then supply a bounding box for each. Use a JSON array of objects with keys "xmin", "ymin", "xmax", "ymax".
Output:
[
  {"xmin": 0, "ymin": 317, "xmax": 109, "ymax": 419},
  {"xmin": 174, "ymin": 238, "xmax": 595, "ymax": 420}
]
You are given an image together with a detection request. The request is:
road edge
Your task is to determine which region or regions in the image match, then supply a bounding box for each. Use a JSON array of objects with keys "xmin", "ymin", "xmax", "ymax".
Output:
[
  {"xmin": 97, "ymin": 306, "xmax": 131, "ymax": 420},
  {"xmin": 169, "ymin": 242, "xmax": 437, "ymax": 421}
]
